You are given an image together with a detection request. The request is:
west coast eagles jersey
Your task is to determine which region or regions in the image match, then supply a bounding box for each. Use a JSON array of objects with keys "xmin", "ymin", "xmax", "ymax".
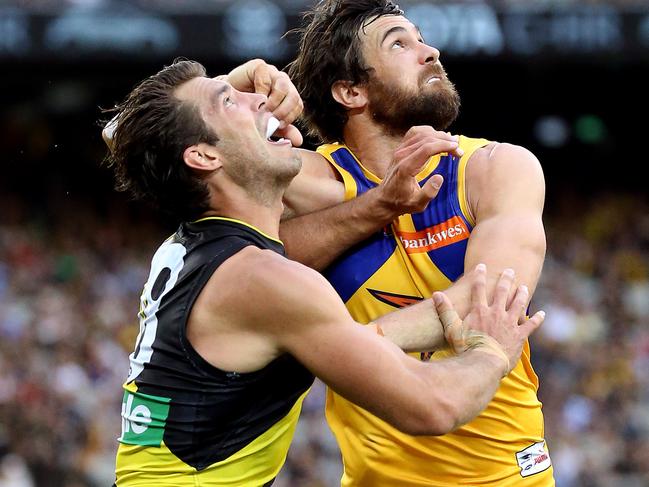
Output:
[
  {"xmin": 114, "ymin": 218, "xmax": 314, "ymax": 486},
  {"xmin": 319, "ymin": 137, "xmax": 554, "ymax": 486}
]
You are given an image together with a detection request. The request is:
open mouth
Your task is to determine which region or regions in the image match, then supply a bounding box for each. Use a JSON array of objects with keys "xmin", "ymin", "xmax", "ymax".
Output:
[
  {"xmin": 426, "ymin": 76, "xmax": 440, "ymax": 84},
  {"xmin": 264, "ymin": 116, "xmax": 291, "ymax": 145}
]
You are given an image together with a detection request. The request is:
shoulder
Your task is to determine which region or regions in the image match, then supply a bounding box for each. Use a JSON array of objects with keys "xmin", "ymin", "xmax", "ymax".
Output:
[
  {"xmin": 237, "ymin": 245, "xmax": 327, "ymax": 293},
  {"xmin": 283, "ymin": 149, "xmax": 345, "ymax": 218},
  {"xmin": 468, "ymin": 142, "xmax": 543, "ymax": 180},
  {"xmin": 207, "ymin": 245, "xmax": 346, "ymax": 327},
  {"xmin": 466, "ymin": 142, "xmax": 545, "ymax": 213},
  {"xmin": 297, "ymin": 148, "xmax": 339, "ymax": 179}
]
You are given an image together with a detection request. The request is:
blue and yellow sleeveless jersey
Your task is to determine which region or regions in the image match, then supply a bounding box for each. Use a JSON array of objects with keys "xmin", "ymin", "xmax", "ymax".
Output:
[{"xmin": 318, "ymin": 137, "xmax": 554, "ymax": 486}]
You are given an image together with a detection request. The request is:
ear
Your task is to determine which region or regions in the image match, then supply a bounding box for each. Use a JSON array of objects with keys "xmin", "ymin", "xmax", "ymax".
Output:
[
  {"xmin": 331, "ymin": 80, "xmax": 368, "ymax": 109},
  {"xmin": 183, "ymin": 143, "xmax": 223, "ymax": 172}
]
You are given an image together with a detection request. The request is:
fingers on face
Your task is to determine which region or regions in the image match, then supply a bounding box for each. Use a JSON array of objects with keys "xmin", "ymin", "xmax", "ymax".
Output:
[
  {"xmin": 253, "ymin": 66, "xmax": 274, "ymax": 96},
  {"xmin": 267, "ymin": 76, "xmax": 303, "ymax": 127},
  {"xmin": 277, "ymin": 124, "xmax": 303, "ymax": 147},
  {"xmin": 266, "ymin": 81, "xmax": 289, "ymax": 114},
  {"xmin": 272, "ymin": 95, "xmax": 303, "ymax": 127}
]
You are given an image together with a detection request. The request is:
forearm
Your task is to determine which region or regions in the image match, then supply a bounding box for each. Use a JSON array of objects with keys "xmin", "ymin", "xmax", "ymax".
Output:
[
  {"xmin": 389, "ymin": 348, "xmax": 506, "ymax": 436},
  {"xmin": 373, "ymin": 299, "xmax": 445, "ymax": 353},
  {"xmin": 442, "ymin": 277, "xmax": 474, "ymax": 320},
  {"xmin": 280, "ymin": 188, "xmax": 394, "ymax": 270},
  {"xmin": 423, "ymin": 349, "xmax": 506, "ymax": 432},
  {"xmin": 442, "ymin": 232, "xmax": 545, "ymax": 321}
]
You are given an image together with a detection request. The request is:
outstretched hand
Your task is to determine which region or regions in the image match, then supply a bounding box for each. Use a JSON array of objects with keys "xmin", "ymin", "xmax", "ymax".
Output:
[
  {"xmin": 433, "ymin": 264, "xmax": 545, "ymax": 376},
  {"xmin": 378, "ymin": 126, "xmax": 464, "ymax": 217}
]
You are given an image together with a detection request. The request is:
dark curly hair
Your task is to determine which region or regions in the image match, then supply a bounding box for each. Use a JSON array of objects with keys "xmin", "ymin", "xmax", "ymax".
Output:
[
  {"xmin": 104, "ymin": 59, "xmax": 218, "ymax": 222},
  {"xmin": 287, "ymin": 0, "xmax": 403, "ymax": 143}
]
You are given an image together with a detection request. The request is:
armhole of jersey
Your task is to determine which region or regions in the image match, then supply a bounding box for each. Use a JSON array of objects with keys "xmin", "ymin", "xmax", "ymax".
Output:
[
  {"xmin": 180, "ymin": 240, "xmax": 256, "ymax": 379},
  {"xmin": 457, "ymin": 136, "xmax": 491, "ymax": 228},
  {"xmin": 317, "ymin": 146, "xmax": 358, "ymax": 201}
]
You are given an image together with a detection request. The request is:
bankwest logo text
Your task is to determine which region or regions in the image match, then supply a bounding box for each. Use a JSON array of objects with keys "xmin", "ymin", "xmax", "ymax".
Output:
[{"xmin": 397, "ymin": 216, "xmax": 469, "ymax": 254}]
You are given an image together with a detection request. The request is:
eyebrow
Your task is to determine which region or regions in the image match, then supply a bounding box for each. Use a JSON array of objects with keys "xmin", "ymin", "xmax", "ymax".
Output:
[
  {"xmin": 379, "ymin": 24, "xmax": 424, "ymax": 47},
  {"xmin": 380, "ymin": 26, "xmax": 408, "ymax": 46},
  {"xmin": 211, "ymin": 83, "xmax": 231, "ymax": 107}
]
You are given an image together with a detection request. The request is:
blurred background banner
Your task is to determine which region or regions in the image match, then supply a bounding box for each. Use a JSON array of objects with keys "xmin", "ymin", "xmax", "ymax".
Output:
[
  {"xmin": 1, "ymin": 1, "xmax": 648, "ymax": 487},
  {"xmin": 2, "ymin": 1, "xmax": 649, "ymax": 61}
]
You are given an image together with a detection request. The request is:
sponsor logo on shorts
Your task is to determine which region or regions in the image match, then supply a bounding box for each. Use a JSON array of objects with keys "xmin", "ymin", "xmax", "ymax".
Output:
[
  {"xmin": 119, "ymin": 389, "xmax": 171, "ymax": 447},
  {"xmin": 396, "ymin": 216, "xmax": 469, "ymax": 254},
  {"xmin": 516, "ymin": 440, "xmax": 552, "ymax": 477}
]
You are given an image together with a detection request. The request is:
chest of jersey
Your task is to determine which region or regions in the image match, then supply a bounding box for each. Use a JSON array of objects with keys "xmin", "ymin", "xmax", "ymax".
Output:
[{"xmin": 320, "ymin": 144, "xmax": 476, "ymax": 323}]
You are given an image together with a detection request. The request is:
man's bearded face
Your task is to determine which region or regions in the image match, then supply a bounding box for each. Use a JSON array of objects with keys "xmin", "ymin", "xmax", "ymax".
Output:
[{"xmin": 366, "ymin": 69, "xmax": 461, "ymax": 136}]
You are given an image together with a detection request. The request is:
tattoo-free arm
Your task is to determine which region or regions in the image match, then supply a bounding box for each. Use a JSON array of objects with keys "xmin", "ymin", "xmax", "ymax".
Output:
[
  {"xmin": 442, "ymin": 143, "xmax": 547, "ymax": 319},
  {"xmin": 234, "ymin": 252, "xmax": 525, "ymax": 436},
  {"xmin": 281, "ymin": 184, "xmax": 396, "ymax": 270}
]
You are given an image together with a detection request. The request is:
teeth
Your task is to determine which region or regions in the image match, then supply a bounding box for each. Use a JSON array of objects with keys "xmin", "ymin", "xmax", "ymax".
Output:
[{"xmin": 265, "ymin": 117, "xmax": 280, "ymax": 140}]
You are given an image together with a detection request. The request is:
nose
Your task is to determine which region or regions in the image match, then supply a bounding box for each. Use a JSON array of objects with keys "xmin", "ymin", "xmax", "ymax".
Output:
[
  {"xmin": 232, "ymin": 87, "xmax": 268, "ymax": 111},
  {"xmin": 251, "ymin": 91, "xmax": 268, "ymax": 111},
  {"xmin": 419, "ymin": 43, "xmax": 440, "ymax": 65}
]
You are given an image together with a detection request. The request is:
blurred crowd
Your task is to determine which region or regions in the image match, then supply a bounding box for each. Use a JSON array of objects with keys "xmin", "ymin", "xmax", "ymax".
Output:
[{"xmin": 0, "ymin": 191, "xmax": 648, "ymax": 487}]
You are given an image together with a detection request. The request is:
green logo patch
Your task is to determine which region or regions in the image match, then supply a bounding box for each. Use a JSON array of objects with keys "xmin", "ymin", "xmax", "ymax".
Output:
[{"xmin": 119, "ymin": 389, "xmax": 171, "ymax": 446}]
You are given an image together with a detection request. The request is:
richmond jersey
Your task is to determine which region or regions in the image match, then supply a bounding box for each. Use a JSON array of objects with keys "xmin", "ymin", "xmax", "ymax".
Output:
[
  {"xmin": 319, "ymin": 137, "xmax": 554, "ymax": 486},
  {"xmin": 115, "ymin": 217, "xmax": 314, "ymax": 487}
]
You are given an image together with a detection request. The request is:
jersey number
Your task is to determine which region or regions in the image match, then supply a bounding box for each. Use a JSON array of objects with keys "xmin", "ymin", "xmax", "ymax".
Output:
[{"xmin": 127, "ymin": 241, "xmax": 187, "ymax": 382}]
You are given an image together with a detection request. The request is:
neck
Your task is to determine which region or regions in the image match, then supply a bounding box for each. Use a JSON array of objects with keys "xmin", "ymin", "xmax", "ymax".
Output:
[
  {"xmin": 342, "ymin": 113, "xmax": 403, "ymax": 179},
  {"xmin": 202, "ymin": 184, "xmax": 285, "ymax": 241}
]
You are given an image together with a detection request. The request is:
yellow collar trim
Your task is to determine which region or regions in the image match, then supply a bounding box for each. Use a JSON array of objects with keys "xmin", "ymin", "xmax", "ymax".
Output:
[
  {"xmin": 319, "ymin": 143, "xmax": 441, "ymax": 183},
  {"xmin": 191, "ymin": 216, "xmax": 283, "ymax": 245}
]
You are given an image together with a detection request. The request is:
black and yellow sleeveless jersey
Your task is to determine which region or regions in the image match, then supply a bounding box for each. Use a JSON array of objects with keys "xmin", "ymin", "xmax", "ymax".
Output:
[
  {"xmin": 115, "ymin": 217, "xmax": 314, "ymax": 487},
  {"xmin": 319, "ymin": 138, "xmax": 554, "ymax": 486}
]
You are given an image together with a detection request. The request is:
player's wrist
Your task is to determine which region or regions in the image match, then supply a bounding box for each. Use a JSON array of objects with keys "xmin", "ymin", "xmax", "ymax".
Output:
[
  {"xmin": 371, "ymin": 186, "xmax": 403, "ymax": 223},
  {"xmin": 464, "ymin": 332, "xmax": 510, "ymax": 378}
]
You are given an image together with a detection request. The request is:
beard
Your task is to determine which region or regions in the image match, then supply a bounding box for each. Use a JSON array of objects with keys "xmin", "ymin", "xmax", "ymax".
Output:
[
  {"xmin": 367, "ymin": 71, "xmax": 461, "ymax": 137},
  {"xmin": 222, "ymin": 142, "xmax": 302, "ymax": 206}
]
